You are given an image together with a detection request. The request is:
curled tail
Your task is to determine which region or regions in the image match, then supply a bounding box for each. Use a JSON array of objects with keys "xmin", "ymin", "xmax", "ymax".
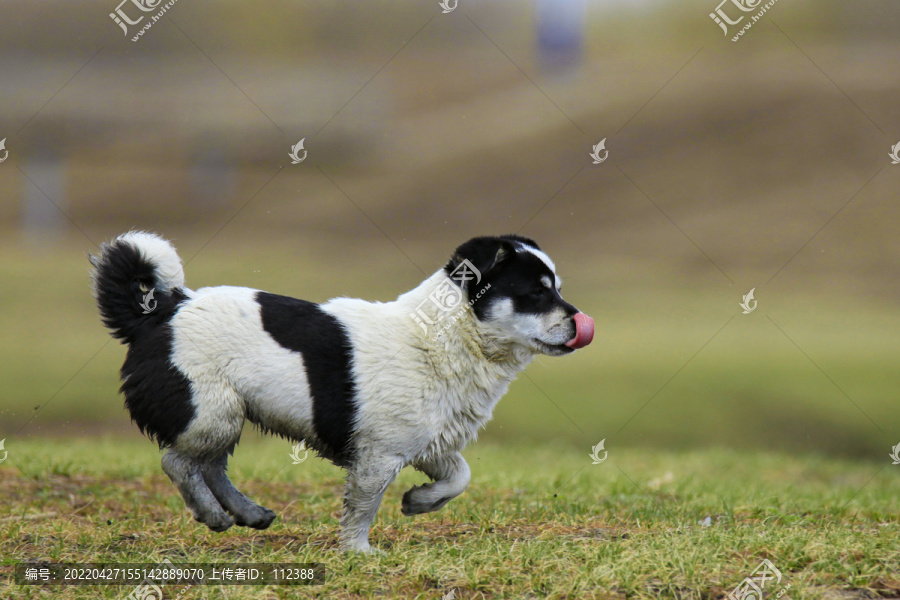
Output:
[{"xmin": 90, "ymin": 231, "xmax": 188, "ymax": 345}]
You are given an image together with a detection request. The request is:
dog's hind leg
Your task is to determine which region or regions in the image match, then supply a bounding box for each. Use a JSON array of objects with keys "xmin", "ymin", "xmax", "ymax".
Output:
[
  {"xmin": 201, "ymin": 454, "xmax": 276, "ymax": 530},
  {"xmin": 161, "ymin": 450, "xmax": 234, "ymax": 532},
  {"xmin": 401, "ymin": 451, "xmax": 470, "ymax": 516},
  {"xmin": 340, "ymin": 457, "xmax": 403, "ymax": 553}
]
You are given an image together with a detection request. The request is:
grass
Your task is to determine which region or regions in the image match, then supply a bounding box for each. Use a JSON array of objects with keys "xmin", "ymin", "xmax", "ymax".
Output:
[{"xmin": 1, "ymin": 436, "xmax": 899, "ymax": 599}]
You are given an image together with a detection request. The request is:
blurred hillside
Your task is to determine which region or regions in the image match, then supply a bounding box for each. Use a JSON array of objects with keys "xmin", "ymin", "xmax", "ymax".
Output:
[{"xmin": 0, "ymin": 0, "xmax": 898, "ymax": 457}]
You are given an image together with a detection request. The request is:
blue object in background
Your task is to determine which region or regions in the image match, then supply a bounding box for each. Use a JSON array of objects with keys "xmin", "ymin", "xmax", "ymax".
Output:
[{"xmin": 536, "ymin": 0, "xmax": 586, "ymax": 70}]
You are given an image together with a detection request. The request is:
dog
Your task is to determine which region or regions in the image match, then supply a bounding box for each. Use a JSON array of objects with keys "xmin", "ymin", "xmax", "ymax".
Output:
[{"xmin": 90, "ymin": 231, "xmax": 593, "ymax": 552}]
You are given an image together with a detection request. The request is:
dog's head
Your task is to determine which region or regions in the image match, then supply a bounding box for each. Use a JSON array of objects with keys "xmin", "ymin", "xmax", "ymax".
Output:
[{"xmin": 445, "ymin": 235, "xmax": 593, "ymax": 356}]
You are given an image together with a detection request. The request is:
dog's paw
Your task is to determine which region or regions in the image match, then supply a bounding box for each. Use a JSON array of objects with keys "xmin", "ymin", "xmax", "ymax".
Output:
[
  {"xmin": 402, "ymin": 485, "xmax": 452, "ymax": 516},
  {"xmin": 196, "ymin": 512, "xmax": 234, "ymax": 532},
  {"xmin": 191, "ymin": 510, "xmax": 234, "ymax": 533},
  {"xmin": 401, "ymin": 486, "xmax": 424, "ymax": 516},
  {"xmin": 234, "ymin": 506, "xmax": 276, "ymax": 530}
]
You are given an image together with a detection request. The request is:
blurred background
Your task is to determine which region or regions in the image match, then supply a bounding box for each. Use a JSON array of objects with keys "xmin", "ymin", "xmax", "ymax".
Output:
[{"xmin": 0, "ymin": 0, "xmax": 898, "ymax": 457}]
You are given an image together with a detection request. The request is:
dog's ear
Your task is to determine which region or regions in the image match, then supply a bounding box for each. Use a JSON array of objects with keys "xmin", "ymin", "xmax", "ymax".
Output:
[{"xmin": 444, "ymin": 236, "xmax": 516, "ymax": 292}]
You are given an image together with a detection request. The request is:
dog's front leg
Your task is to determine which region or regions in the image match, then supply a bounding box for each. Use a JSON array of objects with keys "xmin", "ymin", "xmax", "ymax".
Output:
[
  {"xmin": 339, "ymin": 458, "xmax": 402, "ymax": 553},
  {"xmin": 401, "ymin": 451, "xmax": 471, "ymax": 516}
]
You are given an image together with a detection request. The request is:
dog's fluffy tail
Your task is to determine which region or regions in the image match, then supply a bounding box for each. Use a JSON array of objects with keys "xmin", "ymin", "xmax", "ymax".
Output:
[{"xmin": 90, "ymin": 231, "xmax": 188, "ymax": 345}]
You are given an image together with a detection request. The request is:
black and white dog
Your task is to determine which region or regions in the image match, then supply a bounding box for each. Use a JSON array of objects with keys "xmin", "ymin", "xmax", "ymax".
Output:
[{"xmin": 91, "ymin": 232, "xmax": 593, "ymax": 552}]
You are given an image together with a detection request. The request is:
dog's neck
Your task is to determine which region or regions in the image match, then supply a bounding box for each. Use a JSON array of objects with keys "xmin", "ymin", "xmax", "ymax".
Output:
[
  {"xmin": 395, "ymin": 270, "xmax": 533, "ymax": 455},
  {"xmin": 398, "ymin": 270, "xmax": 533, "ymax": 373}
]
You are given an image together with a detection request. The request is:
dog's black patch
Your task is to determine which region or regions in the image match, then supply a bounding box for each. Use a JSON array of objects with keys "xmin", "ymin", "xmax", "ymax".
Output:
[
  {"xmin": 256, "ymin": 292, "xmax": 358, "ymax": 466},
  {"xmin": 120, "ymin": 316, "xmax": 195, "ymax": 448},
  {"xmin": 91, "ymin": 239, "xmax": 195, "ymax": 447}
]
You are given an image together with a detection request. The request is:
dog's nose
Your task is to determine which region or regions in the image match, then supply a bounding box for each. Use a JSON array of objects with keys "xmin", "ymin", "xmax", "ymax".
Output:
[{"xmin": 565, "ymin": 312, "xmax": 594, "ymax": 349}]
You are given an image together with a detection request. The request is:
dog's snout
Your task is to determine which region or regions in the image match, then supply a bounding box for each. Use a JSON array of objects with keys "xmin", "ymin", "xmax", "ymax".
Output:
[{"xmin": 559, "ymin": 299, "xmax": 579, "ymax": 317}]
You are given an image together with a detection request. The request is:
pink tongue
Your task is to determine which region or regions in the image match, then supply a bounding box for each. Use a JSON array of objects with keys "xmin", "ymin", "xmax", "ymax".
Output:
[{"xmin": 565, "ymin": 312, "xmax": 594, "ymax": 349}]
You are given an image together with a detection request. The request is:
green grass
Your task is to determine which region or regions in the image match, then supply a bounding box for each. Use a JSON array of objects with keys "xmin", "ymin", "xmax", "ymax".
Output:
[{"xmin": 1, "ymin": 436, "xmax": 898, "ymax": 599}]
